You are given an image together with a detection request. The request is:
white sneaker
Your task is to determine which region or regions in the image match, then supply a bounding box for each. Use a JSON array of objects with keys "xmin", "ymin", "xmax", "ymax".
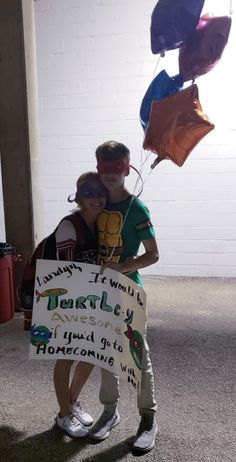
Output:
[
  {"xmin": 70, "ymin": 401, "xmax": 93, "ymax": 426},
  {"xmin": 56, "ymin": 414, "xmax": 89, "ymax": 438}
]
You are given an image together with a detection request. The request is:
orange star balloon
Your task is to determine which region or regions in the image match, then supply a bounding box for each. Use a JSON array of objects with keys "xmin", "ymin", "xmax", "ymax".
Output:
[{"xmin": 143, "ymin": 84, "xmax": 214, "ymax": 167}]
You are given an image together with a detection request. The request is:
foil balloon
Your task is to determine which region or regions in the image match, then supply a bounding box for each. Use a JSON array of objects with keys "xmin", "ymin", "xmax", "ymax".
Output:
[
  {"xmin": 140, "ymin": 70, "xmax": 183, "ymax": 130},
  {"xmin": 143, "ymin": 84, "xmax": 214, "ymax": 167},
  {"xmin": 179, "ymin": 15, "xmax": 232, "ymax": 82},
  {"xmin": 151, "ymin": 0, "xmax": 205, "ymax": 54}
]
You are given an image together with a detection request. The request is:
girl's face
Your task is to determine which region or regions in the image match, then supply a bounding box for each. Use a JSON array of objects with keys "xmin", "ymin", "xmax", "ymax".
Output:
[{"xmin": 76, "ymin": 180, "xmax": 107, "ymax": 216}]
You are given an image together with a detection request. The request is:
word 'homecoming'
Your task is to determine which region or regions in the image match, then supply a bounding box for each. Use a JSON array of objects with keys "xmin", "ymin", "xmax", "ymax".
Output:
[{"xmin": 36, "ymin": 343, "xmax": 114, "ymax": 366}]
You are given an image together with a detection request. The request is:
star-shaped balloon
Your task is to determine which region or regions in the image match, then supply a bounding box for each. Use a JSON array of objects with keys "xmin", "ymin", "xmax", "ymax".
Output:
[
  {"xmin": 140, "ymin": 70, "xmax": 183, "ymax": 130},
  {"xmin": 143, "ymin": 84, "xmax": 214, "ymax": 167},
  {"xmin": 151, "ymin": 0, "xmax": 205, "ymax": 54},
  {"xmin": 179, "ymin": 15, "xmax": 232, "ymax": 81}
]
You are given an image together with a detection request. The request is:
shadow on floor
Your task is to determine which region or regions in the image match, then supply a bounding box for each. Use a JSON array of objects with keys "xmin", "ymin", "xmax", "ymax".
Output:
[{"xmin": 0, "ymin": 424, "xmax": 134, "ymax": 462}]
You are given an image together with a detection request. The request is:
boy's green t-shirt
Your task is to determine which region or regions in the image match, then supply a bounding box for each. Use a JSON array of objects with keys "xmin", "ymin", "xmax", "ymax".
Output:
[{"xmin": 97, "ymin": 195, "xmax": 156, "ymax": 286}]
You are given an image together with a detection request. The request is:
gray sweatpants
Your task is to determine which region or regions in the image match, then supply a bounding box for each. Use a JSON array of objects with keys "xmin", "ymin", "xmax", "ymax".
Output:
[{"xmin": 99, "ymin": 336, "xmax": 157, "ymax": 415}]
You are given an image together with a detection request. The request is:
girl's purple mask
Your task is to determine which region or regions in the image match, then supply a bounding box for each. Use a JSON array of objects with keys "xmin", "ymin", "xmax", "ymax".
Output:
[{"xmin": 77, "ymin": 182, "xmax": 107, "ymax": 199}]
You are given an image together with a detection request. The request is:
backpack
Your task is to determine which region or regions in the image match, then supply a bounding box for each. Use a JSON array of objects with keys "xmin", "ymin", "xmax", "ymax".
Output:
[{"xmin": 20, "ymin": 213, "xmax": 86, "ymax": 313}]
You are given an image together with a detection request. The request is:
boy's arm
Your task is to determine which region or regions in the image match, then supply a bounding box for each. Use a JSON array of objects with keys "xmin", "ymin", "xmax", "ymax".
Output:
[{"xmin": 101, "ymin": 237, "xmax": 159, "ymax": 275}]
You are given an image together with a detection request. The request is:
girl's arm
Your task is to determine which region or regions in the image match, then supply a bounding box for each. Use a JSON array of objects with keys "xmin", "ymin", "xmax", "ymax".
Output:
[{"xmin": 55, "ymin": 219, "xmax": 77, "ymax": 261}]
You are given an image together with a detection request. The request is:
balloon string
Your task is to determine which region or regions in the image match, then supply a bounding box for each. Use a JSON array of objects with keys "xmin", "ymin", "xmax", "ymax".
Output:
[
  {"xmin": 130, "ymin": 164, "xmax": 144, "ymax": 198},
  {"xmin": 137, "ymin": 50, "xmax": 164, "ymax": 177},
  {"xmin": 152, "ymin": 53, "xmax": 162, "ymax": 78},
  {"xmin": 106, "ymin": 162, "xmax": 146, "ymax": 263},
  {"xmin": 107, "ymin": 150, "xmax": 154, "ymax": 262},
  {"xmin": 101, "ymin": 27, "xmax": 163, "ymax": 266},
  {"xmin": 103, "ymin": 52, "xmax": 161, "ymax": 260}
]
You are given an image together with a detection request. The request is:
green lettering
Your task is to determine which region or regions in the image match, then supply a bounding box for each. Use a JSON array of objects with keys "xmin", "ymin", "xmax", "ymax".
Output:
[
  {"xmin": 76, "ymin": 296, "xmax": 87, "ymax": 309},
  {"xmin": 124, "ymin": 309, "xmax": 134, "ymax": 325},
  {"xmin": 47, "ymin": 294, "xmax": 60, "ymax": 310},
  {"xmin": 114, "ymin": 304, "xmax": 121, "ymax": 316},
  {"xmin": 60, "ymin": 299, "xmax": 73, "ymax": 309},
  {"xmin": 100, "ymin": 291, "xmax": 112, "ymax": 312},
  {"xmin": 86, "ymin": 295, "xmax": 100, "ymax": 309}
]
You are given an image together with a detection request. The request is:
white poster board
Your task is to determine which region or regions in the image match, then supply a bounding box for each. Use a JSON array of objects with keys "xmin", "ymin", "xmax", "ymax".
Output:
[{"xmin": 29, "ymin": 260, "xmax": 147, "ymax": 391}]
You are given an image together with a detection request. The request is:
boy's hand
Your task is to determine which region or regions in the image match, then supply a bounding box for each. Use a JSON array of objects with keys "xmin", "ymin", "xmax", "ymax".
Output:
[
  {"xmin": 100, "ymin": 257, "xmax": 134, "ymax": 275},
  {"xmin": 100, "ymin": 261, "xmax": 125, "ymax": 275}
]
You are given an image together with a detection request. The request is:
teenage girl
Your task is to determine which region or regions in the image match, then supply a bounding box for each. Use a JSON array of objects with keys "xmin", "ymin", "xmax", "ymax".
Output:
[{"xmin": 53, "ymin": 172, "xmax": 107, "ymax": 438}]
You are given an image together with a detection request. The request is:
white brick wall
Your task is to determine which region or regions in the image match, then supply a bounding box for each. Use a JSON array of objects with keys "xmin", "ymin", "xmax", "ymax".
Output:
[
  {"xmin": 33, "ymin": 0, "xmax": 236, "ymax": 277},
  {"xmin": 2, "ymin": 0, "xmax": 235, "ymax": 276}
]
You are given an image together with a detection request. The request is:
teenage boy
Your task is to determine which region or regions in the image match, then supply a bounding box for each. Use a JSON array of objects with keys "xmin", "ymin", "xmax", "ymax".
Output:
[{"xmin": 89, "ymin": 140, "xmax": 159, "ymax": 453}]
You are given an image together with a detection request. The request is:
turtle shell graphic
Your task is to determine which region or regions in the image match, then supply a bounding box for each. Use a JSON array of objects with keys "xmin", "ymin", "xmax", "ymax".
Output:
[{"xmin": 97, "ymin": 210, "xmax": 124, "ymax": 263}]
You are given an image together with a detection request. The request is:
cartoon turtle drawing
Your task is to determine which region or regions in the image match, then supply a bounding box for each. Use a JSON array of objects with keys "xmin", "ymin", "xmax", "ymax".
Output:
[
  {"xmin": 31, "ymin": 324, "xmax": 52, "ymax": 347},
  {"xmin": 124, "ymin": 325, "xmax": 144, "ymax": 370}
]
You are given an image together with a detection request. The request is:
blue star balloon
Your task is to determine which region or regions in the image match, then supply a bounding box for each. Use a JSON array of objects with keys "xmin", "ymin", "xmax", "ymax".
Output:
[{"xmin": 140, "ymin": 70, "xmax": 183, "ymax": 130}]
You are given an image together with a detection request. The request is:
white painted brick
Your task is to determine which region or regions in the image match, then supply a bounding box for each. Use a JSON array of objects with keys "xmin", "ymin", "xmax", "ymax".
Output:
[
  {"xmin": 159, "ymin": 240, "xmax": 236, "ymax": 255},
  {"xmin": 143, "ymin": 186, "xmax": 235, "ymax": 202},
  {"xmin": 36, "ymin": 9, "xmax": 66, "ymax": 26},
  {"xmin": 58, "ymin": 135, "xmax": 102, "ymax": 150},
  {"xmin": 148, "ymin": 201, "xmax": 236, "ymax": 215},
  {"xmin": 100, "ymin": 76, "xmax": 148, "ymax": 93},
  {"xmin": 40, "ymin": 96, "xmax": 67, "ymax": 110},
  {"xmin": 64, "ymin": 32, "xmax": 149, "ymax": 54},
  {"xmin": 156, "ymin": 227, "xmax": 236, "ymax": 241},
  {"xmin": 141, "ymin": 264, "xmax": 236, "ymax": 278},
  {"xmin": 143, "ymin": 172, "xmax": 236, "ymax": 189},
  {"xmin": 152, "ymin": 213, "xmax": 236, "ymax": 229},
  {"xmin": 40, "ymin": 150, "xmax": 65, "ymax": 164},
  {"xmin": 36, "ymin": 25, "xmax": 65, "ymax": 54},
  {"xmin": 34, "ymin": 0, "xmax": 236, "ymax": 277},
  {"xmin": 39, "ymin": 136, "xmax": 58, "ymax": 150},
  {"xmin": 39, "ymin": 109, "xmax": 67, "ymax": 136},
  {"xmin": 160, "ymin": 252, "xmax": 236, "ymax": 267},
  {"xmin": 65, "ymin": 91, "xmax": 143, "ymax": 110},
  {"xmin": 38, "ymin": 79, "xmax": 68, "ymax": 97},
  {"xmin": 35, "ymin": 0, "xmax": 51, "ymax": 12}
]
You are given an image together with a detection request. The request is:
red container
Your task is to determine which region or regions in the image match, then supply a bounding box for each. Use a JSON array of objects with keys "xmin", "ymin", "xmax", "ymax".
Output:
[{"xmin": 0, "ymin": 253, "xmax": 15, "ymax": 323}]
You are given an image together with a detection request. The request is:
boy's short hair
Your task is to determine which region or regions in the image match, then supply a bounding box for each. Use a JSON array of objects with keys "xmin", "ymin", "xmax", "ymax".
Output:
[{"xmin": 95, "ymin": 141, "xmax": 130, "ymax": 162}]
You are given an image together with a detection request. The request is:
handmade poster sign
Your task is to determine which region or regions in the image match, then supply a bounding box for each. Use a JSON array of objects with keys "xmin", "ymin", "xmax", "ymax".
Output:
[{"xmin": 29, "ymin": 259, "xmax": 147, "ymax": 391}]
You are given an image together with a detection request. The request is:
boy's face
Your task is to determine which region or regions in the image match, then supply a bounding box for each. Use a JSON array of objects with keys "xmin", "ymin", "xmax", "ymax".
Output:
[{"xmin": 97, "ymin": 157, "xmax": 129, "ymax": 192}]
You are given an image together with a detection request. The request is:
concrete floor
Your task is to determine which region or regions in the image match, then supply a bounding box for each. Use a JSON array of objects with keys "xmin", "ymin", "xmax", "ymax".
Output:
[{"xmin": 0, "ymin": 276, "xmax": 236, "ymax": 462}]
